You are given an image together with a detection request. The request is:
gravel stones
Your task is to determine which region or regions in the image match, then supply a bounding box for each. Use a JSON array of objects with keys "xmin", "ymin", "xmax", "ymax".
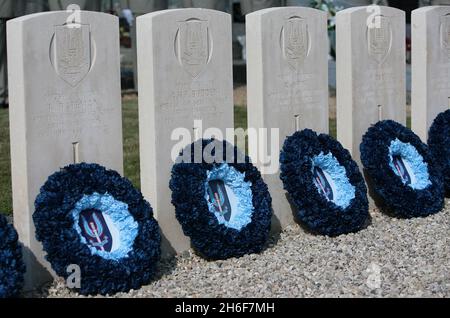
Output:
[{"xmin": 29, "ymin": 199, "xmax": 450, "ymax": 298}]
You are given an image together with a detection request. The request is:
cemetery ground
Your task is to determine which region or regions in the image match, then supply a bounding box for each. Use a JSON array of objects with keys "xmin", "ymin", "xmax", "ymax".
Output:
[
  {"xmin": 0, "ymin": 91, "xmax": 335, "ymax": 216},
  {"xmin": 37, "ymin": 199, "xmax": 450, "ymax": 298},
  {"xmin": 1, "ymin": 93, "xmax": 447, "ymax": 298}
]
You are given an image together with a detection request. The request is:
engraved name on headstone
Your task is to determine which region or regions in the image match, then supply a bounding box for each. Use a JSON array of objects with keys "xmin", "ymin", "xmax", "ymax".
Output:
[
  {"xmin": 336, "ymin": 6, "xmax": 406, "ymax": 164},
  {"xmin": 7, "ymin": 11, "xmax": 123, "ymax": 289},
  {"xmin": 137, "ymin": 9, "xmax": 234, "ymax": 256},
  {"xmin": 247, "ymin": 7, "xmax": 329, "ymax": 229},
  {"xmin": 412, "ymin": 6, "xmax": 450, "ymax": 141}
]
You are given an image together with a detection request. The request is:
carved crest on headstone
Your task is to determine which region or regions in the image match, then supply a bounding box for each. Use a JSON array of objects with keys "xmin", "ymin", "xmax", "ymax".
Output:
[
  {"xmin": 367, "ymin": 15, "xmax": 392, "ymax": 65},
  {"xmin": 281, "ymin": 16, "xmax": 309, "ymax": 70},
  {"xmin": 175, "ymin": 19, "xmax": 210, "ymax": 78},
  {"xmin": 52, "ymin": 24, "xmax": 91, "ymax": 87},
  {"xmin": 440, "ymin": 14, "xmax": 450, "ymax": 59}
]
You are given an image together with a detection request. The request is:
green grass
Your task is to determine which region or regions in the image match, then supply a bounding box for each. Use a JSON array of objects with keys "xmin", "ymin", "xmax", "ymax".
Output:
[
  {"xmin": 0, "ymin": 107, "xmax": 11, "ymax": 215},
  {"xmin": 0, "ymin": 101, "xmax": 250, "ymax": 216},
  {"xmin": 122, "ymin": 99, "xmax": 141, "ymax": 190},
  {"xmin": 234, "ymin": 105, "xmax": 247, "ymax": 131},
  {"xmin": 0, "ymin": 100, "xmax": 409, "ymax": 216}
]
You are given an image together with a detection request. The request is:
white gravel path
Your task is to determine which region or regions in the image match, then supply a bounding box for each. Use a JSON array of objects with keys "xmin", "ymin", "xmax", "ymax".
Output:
[{"xmin": 32, "ymin": 199, "xmax": 449, "ymax": 298}]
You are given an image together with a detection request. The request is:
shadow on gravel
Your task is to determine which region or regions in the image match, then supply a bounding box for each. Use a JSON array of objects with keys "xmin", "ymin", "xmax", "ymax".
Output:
[
  {"xmin": 154, "ymin": 256, "xmax": 178, "ymax": 280},
  {"xmin": 287, "ymin": 189, "xmax": 373, "ymax": 237},
  {"xmin": 21, "ymin": 254, "xmax": 179, "ymax": 298},
  {"xmin": 22, "ymin": 281, "xmax": 52, "ymax": 298}
]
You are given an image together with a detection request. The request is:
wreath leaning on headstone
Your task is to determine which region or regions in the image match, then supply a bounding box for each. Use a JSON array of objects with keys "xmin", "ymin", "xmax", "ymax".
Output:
[
  {"xmin": 0, "ymin": 214, "xmax": 25, "ymax": 298},
  {"xmin": 361, "ymin": 120, "xmax": 445, "ymax": 218},
  {"xmin": 33, "ymin": 163, "xmax": 161, "ymax": 296},
  {"xmin": 170, "ymin": 139, "xmax": 272, "ymax": 260},
  {"xmin": 280, "ymin": 129, "xmax": 369, "ymax": 237},
  {"xmin": 428, "ymin": 109, "xmax": 450, "ymax": 194}
]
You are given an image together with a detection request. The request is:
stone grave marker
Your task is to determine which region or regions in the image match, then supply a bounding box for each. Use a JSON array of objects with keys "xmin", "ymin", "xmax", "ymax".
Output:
[
  {"xmin": 336, "ymin": 6, "xmax": 406, "ymax": 165},
  {"xmin": 412, "ymin": 6, "xmax": 450, "ymax": 142},
  {"xmin": 137, "ymin": 9, "xmax": 234, "ymax": 256},
  {"xmin": 246, "ymin": 7, "xmax": 329, "ymax": 230},
  {"xmin": 7, "ymin": 11, "xmax": 123, "ymax": 288}
]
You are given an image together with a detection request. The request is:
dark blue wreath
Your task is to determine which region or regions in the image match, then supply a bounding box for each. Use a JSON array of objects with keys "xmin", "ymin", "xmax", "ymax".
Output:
[
  {"xmin": 33, "ymin": 163, "xmax": 161, "ymax": 296},
  {"xmin": 361, "ymin": 120, "xmax": 444, "ymax": 218},
  {"xmin": 170, "ymin": 139, "xmax": 272, "ymax": 260},
  {"xmin": 280, "ymin": 129, "xmax": 369, "ymax": 237},
  {"xmin": 428, "ymin": 109, "xmax": 450, "ymax": 195},
  {"xmin": 0, "ymin": 214, "xmax": 25, "ymax": 298}
]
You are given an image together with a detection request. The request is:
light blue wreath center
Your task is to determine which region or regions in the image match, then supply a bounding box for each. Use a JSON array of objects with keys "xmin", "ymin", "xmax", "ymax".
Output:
[
  {"xmin": 71, "ymin": 193, "xmax": 139, "ymax": 261},
  {"xmin": 311, "ymin": 152, "xmax": 356, "ymax": 209},
  {"xmin": 204, "ymin": 164, "xmax": 254, "ymax": 231},
  {"xmin": 388, "ymin": 139, "xmax": 432, "ymax": 190}
]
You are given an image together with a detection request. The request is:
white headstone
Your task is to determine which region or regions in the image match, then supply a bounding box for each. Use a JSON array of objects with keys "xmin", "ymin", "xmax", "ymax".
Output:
[
  {"xmin": 137, "ymin": 9, "xmax": 234, "ymax": 256},
  {"xmin": 7, "ymin": 11, "xmax": 123, "ymax": 289},
  {"xmin": 336, "ymin": 6, "xmax": 406, "ymax": 164},
  {"xmin": 412, "ymin": 6, "xmax": 450, "ymax": 142},
  {"xmin": 246, "ymin": 7, "xmax": 329, "ymax": 229}
]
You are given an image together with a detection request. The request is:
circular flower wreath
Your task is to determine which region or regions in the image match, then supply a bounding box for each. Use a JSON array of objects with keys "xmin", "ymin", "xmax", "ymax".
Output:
[
  {"xmin": 361, "ymin": 120, "xmax": 445, "ymax": 218},
  {"xmin": 33, "ymin": 163, "xmax": 161, "ymax": 296},
  {"xmin": 170, "ymin": 139, "xmax": 272, "ymax": 260},
  {"xmin": 0, "ymin": 214, "xmax": 25, "ymax": 298},
  {"xmin": 428, "ymin": 109, "xmax": 450, "ymax": 194},
  {"xmin": 280, "ymin": 129, "xmax": 369, "ymax": 237}
]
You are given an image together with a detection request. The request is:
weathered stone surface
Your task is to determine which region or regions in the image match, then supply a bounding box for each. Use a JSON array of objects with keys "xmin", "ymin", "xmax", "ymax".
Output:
[
  {"xmin": 336, "ymin": 6, "xmax": 406, "ymax": 164},
  {"xmin": 247, "ymin": 7, "xmax": 329, "ymax": 229},
  {"xmin": 137, "ymin": 9, "xmax": 234, "ymax": 256},
  {"xmin": 7, "ymin": 11, "xmax": 123, "ymax": 289},
  {"xmin": 412, "ymin": 6, "xmax": 450, "ymax": 141}
]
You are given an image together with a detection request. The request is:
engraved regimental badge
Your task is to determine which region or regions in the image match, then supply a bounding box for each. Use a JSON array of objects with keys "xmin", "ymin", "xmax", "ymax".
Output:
[
  {"xmin": 440, "ymin": 14, "xmax": 450, "ymax": 60},
  {"xmin": 367, "ymin": 15, "xmax": 392, "ymax": 65},
  {"xmin": 281, "ymin": 16, "xmax": 309, "ymax": 70},
  {"xmin": 175, "ymin": 19, "xmax": 211, "ymax": 78},
  {"xmin": 52, "ymin": 24, "xmax": 92, "ymax": 86}
]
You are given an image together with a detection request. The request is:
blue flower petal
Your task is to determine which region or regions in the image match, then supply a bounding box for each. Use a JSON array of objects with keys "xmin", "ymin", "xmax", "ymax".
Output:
[
  {"xmin": 361, "ymin": 120, "xmax": 444, "ymax": 218},
  {"xmin": 170, "ymin": 140, "xmax": 272, "ymax": 260},
  {"xmin": 388, "ymin": 139, "xmax": 432, "ymax": 190},
  {"xmin": 33, "ymin": 163, "xmax": 161, "ymax": 296},
  {"xmin": 0, "ymin": 214, "xmax": 25, "ymax": 298},
  {"xmin": 71, "ymin": 193, "xmax": 139, "ymax": 261},
  {"xmin": 280, "ymin": 129, "xmax": 369, "ymax": 236},
  {"xmin": 428, "ymin": 109, "xmax": 450, "ymax": 193},
  {"xmin": 205, "ymin": 164, "xmax": 254, "ymax": 231},
  {"xmin": 312, "ymin": 152, "xmax": 356, "ymax": 209}
]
